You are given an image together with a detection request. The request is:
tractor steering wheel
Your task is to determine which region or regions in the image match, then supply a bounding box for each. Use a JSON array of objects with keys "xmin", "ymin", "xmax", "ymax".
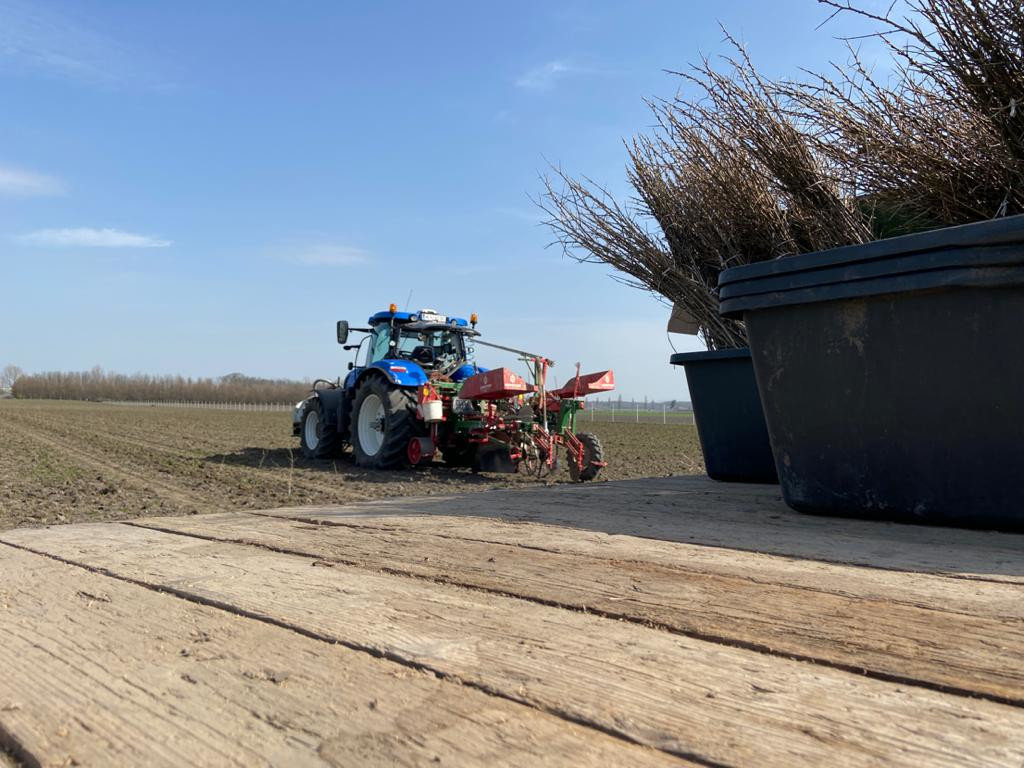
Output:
[{"xmin": 410, "ymin": 346, "xmax": 435, "ymax": 365}]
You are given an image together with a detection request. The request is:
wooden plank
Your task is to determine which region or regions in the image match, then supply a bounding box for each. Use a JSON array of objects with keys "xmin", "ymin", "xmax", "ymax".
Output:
[
  {"xmin": 0, "ymin": 544, "xmax": 685, "ymax": 768},
  {"xmin": 256, "ymin": 475, "xmax": 1024, "ymax": 584},
  {"xmin": 130, "ymin": 512, "xmax": 1024, "ymax": 703},
  {"xmin": 5, "ymin": 523, "xmax": 1023, "ymax": 768},
  {"xmin": 242, "ymin": 508, "xmax": 1024, "ymax": 621}
]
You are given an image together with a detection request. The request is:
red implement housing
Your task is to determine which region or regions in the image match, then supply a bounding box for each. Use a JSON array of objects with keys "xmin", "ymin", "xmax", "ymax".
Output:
[
  {"xmin": 458, "ymin": 367, "xmax": 536, "ymax": 401},
  {"xmin": 551, "ymin": 370, "xmax": 615, "ymax": 398}
]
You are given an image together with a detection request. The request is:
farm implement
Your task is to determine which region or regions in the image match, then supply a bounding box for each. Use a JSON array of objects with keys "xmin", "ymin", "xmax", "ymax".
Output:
[{"xmin": 292, "ymin": 305, "xmax": 615, "ymax": 481}]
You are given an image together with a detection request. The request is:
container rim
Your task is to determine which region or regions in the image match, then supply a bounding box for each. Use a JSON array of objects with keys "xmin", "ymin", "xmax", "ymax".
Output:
[
  {"xmin": 718, "ymin": 213, "xmax": 1024, "ymax": 288},
  {"xmin": 670, "ymin": 348, "xmax": 750, "ymax": 365}
]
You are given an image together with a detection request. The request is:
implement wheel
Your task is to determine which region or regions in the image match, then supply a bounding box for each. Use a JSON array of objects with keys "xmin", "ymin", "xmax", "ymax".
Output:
[
  {"xmin": 351, "ymin": 376, "xmax": 420, "ymax": 469},
  {"xmin": 567, "ymin": 432, "xmax": 604, "ymax": 482}
]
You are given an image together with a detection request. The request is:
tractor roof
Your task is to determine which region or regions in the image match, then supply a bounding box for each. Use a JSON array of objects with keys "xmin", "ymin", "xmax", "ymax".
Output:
[{"xmin": 368, "ymin": 309, "xmax": 471, "ymax": 328}]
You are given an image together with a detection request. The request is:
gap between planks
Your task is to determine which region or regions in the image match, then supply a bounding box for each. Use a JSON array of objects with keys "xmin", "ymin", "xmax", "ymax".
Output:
[{"xmin": 3, "ymin": 523, "xmax": 1023, "ymax": 768}]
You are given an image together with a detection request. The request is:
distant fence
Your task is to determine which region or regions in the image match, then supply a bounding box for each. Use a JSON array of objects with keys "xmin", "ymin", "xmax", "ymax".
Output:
[
  {"xmin": 581, "ymin": 406, "xmax": 695, "ymax": 425},
  {"xmin": 103, "ymin": 399, "xmax": 695, "ymax": 424}
]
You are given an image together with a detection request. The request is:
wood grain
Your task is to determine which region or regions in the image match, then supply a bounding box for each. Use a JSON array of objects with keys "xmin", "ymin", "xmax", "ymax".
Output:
[
  {"xmin": 130, "ymin": 511, "xmax": 1024, "ymax": 703},
  {"xmin": 0, "ymin": 544, "xmax": 685, "ymax": 768},
  {"xmin": 5, "ymin": 522, "xmax": 1023, "ymax": 768},
  {"xmin": 257, "ymin": 475, "xmax": 1024, "ymax": 583},
  {"xmin": 246, "ymin": 508, "xmax": 1024, "ymax": 620}
]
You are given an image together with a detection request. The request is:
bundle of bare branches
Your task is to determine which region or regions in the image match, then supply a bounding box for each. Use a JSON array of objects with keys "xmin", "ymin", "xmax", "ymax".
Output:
[
  {"xmin": 792, "ymin": 0, "xmax": 1024, "ymax": 232},
  {"xmin": 540, "ymin": 166, "xmax": 754, "ymax": 347},
  {"xmin": 542, "ymin": 39, "xmax": 869, "ymax": 349},
  {"xmin": 542, "ymin": 0, "xmax": 1022, "ymax": 349}
]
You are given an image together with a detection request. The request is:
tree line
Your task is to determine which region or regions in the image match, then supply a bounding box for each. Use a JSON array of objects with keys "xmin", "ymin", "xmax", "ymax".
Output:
[{"xmin": 9, "ymin": 368, "xmax": 313, "ymax": 404}]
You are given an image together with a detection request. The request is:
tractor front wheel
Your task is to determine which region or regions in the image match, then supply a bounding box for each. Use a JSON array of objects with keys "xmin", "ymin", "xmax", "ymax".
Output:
[
  {"xmin": 567, "ymin": 432, "xmax": 604, "ymax": 482},
  {"xmin": 299, "ymin": 398, "xmax": 341, "ymax": 459},
  {"xmin": 351, "ymin": 377, "xmax": 420, "ymax": 469}
]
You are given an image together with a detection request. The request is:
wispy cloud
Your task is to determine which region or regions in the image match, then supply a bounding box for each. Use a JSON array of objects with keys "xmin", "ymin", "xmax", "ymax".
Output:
[
  {"xmin": 514, "ymin": 60, "xmax": 597, "ymax": 90},
  {"xmin": 16, "ymin": 227, "xmax": 172, "ymax": 248},
  {"xmin": 286, "ymin": 245, "xmax": 368, "ymax": 266},
  {"xmin": 0, "ymin": 0, "xmax": 162, "ymax": 87},
  {"xmin": 0, "ymin": 165, "xmax": 66, "ymax": 196}
]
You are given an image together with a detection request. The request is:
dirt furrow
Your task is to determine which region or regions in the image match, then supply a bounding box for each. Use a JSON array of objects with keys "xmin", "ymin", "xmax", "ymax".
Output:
[
  {"xmin": 4, "ymin": 419, "xmax": 215, "ymax": 514},
  {"xmin": 0, "ymin": 400, "xmax": 704, "ymax": 528}
]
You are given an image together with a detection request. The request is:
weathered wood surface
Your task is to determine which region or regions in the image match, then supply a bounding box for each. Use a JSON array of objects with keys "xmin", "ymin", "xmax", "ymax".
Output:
[
  {"xmin": 249, "ymin": 506, "xmax": 1024, "ymax": 619},
  {"xmin": 4, "ymin": 522, "xmax": 1023, "ymax": 768},
  {"xmin": 0, "ymin": 545, "xmax": 683, "ymax": 768},
  {"xmin": 129, "ymin": 510, "xmax": 1024, "ymax": 703},
  {"xmin": 258, "ymin": 476, "xmax": 1024, "ymax": 583}
]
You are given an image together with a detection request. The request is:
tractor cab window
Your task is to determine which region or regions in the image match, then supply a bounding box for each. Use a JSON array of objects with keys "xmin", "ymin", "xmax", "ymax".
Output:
[
  {"xmin": 367, "ymin": 325, "xmax": 392, "ymax": 364},
  {"xmin": 395, "ymin": 327, "xmax": 464, "ymax": 370}
]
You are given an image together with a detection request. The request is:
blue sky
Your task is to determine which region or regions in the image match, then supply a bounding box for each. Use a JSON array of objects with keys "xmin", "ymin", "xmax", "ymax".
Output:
[{"xmin": 0, "ymin": 1, "xmax": 883, "ymax": 400}]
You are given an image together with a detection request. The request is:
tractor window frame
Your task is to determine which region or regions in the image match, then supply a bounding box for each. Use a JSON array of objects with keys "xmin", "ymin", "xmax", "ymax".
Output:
[{"xmin": 367, "ymin": 324, "xmax": 392, "ymax": 364}]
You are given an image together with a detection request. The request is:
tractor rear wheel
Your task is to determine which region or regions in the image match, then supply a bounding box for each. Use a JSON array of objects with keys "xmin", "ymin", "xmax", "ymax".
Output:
[
  {"xmin": 567, "ymin": 432, "xmax": 604, "ymax": 482},
  {"xmin": 299, "ymin": 398, "xmax": 341, "ymax": 459},
  {"xmin": 351, "ymin": 376, "xmax": 420, "ymax": 469}
]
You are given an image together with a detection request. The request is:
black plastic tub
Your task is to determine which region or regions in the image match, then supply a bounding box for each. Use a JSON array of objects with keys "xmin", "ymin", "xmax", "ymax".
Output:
[
  {"xmin": 719, "ymin": 214, "xmax": 1024, "ymax": 530},
  {"xmin": 669, "ymin": 349, "xmax": 778, "ymax": 484}
]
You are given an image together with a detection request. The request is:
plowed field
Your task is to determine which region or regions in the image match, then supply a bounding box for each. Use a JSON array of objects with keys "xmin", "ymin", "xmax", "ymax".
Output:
[{"xmin": 0, "ymin": 400, "xmax": 703, "ymax": 529}]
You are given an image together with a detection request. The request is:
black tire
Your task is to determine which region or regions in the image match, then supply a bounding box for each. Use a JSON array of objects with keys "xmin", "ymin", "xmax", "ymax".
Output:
[
  {"xmin": 567, "ymin": 432, "xmax": 604, "ymax": 482},
  {"xmin": 441, "ymin": 444, "xmax": 475, "ymax": 468},
  {"xmin": 351, "ymin": 376, "xmax": 421, "ymax": 469},
  {"xmin": 299, "ymin": 398, "xmax": 341, "ymax": 459}
]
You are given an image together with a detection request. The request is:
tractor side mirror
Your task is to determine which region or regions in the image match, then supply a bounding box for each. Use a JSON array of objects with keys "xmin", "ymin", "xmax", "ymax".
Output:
[{"xmin": 336, "ymin": 320, "xmax": 350, "ymax": 344}]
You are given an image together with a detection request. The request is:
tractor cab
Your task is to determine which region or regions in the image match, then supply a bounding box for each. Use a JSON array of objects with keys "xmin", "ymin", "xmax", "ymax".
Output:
[
  {"xmin": 357, "ymin": 307, "xmax": 479, "ymax": 378},
  {"xmin": 369, "ymin": 311, "xmax": 474, "ymax": 369}
]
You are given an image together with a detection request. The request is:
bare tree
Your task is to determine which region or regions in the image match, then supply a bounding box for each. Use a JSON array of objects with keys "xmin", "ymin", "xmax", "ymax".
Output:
[{"xmin": 1, "ymin": 364, "xmax": 23, "ymax": 390}]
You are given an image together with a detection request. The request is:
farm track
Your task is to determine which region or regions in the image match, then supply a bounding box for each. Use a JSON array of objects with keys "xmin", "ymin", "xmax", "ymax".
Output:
[{"xmin": 0, "ymin": 400, "xmax": 704, "ymax": 529}]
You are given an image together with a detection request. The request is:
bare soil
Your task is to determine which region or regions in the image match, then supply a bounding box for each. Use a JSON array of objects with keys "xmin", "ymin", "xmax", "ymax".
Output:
[{"xmin": 0, "ymin": 400, "xmax": 703, "ymax": 529}]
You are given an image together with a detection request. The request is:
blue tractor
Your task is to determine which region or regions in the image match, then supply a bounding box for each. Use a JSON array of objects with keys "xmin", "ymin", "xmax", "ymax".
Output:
[
  {"xmin": 294, "ymin": 305, "xmax": 616, "ymax": 478},
  {"xmin": 292, "ymin": 306, "xmax": 485, "ymax": 468}
]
